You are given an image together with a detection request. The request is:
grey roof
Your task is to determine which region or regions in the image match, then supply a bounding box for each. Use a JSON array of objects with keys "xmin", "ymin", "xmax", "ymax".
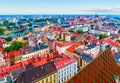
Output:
[
  {"xmin": 15, "ymin": 61, "xmax": 57, "ymax": 83},
  {"xmin": 12, "ymin": 68, "xmax": 26, "ymax": 79},
  {"xmin": 32, "ymin": 43, "xmax": 48, "ymax": 51}
]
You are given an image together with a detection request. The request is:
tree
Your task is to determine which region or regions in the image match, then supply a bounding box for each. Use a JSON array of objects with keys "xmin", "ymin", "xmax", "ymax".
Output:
[
  {"xmin": 20, "ymin": 25, "xmax": 24, "ymax": 29},
  {"xmin": 11, "ymin": 41, "xmax": 26, "ymax": 50},
  {"xmin": 118, "ymin": 30, "xmax": 120, "ymax": 33},
  {"xmin": 117, "ymin": 40, "xmax": 120, "ymax": 43},
  {"xmin": 5, "ymin": 36, "xmax": 12, "ymax": 42},
  {"xmin": 4, "ymin": 46, "xmax": 12, "ymax": 52},
  {"xmin": 0, "ymin": 23, "xmax": 3, "ymax": 27},
  {"xmin": 77, "ymin": 30, "xmax": 83, "ymax": 34},
  {"xmin": 9, "ymin": 22, "xmax": 15, "ymax": 26},
  {"xmin": 25, "ymin": 30, "xmax": 30, "ymax": 35},
  {"xmin": 99, "ymin": 34, "xmax": 107, "ymax": 39},
  {"xmin": 4, "ymin": 41, "xmax": 26, "ymax": 52},
  {"xmin": 28, "ymin": 23, "xmax": 32, "ymax": 27},
  {"xmin": 69, "ymin": 30, "xmax": 74, "ymax": 33},
  {"xmin": 0, "ymin": 28, "xmax": 5, "ymax": 35},
  {"xmin": 3, "ymin": 20, "xmax": 9, "ymax": 26}
]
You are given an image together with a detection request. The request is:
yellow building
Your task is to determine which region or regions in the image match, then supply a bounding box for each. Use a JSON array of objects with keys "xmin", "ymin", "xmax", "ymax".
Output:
[
  {"xmin": 35, "ymin": 72, "xmax": 57, "ymax": 83},
  {"xmin": 0, "ymin": 56, "xmax": 6, "ymax": 66},
  {"xmin": 16, "ymin": 37, "xmax": 28, "ymax": 44}
]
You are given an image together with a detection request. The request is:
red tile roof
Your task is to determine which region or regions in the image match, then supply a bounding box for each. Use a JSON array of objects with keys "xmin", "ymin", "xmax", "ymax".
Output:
[
  {"xmin": 103, "ymin": 39, "xmax": 120, "ymax": 47},
  {"xmin": 39, "ymin": 51, "xmax": 59, "ymax": 62},
  {"xmin": 109, "ymin": 28, "xmax": 118, "ymax": 31},
  {"xmin": 54, "ymin": 54, "xmax": 76, "ymax": 69},
  {"xmin": 10, "ymin": 62, "xmax": 23, "ymax": 72},
  {"xmin": 55, "ymin": 41, "xmax": 72, "ymax": 47},
  {"xmin": 66, "ymin": 43, "xmax": 81, "ymax": 53}
]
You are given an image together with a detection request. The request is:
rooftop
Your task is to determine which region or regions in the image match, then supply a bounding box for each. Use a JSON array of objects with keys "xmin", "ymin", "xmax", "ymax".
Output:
[
  {"xmin": 15, "ymin": 61, "xmax": 57, "ymax": 83},
  {"xmin": 54, "ymin": 54, "xmax": 76, "ymax": 69},
  {"xmin": 79, "ymin": 53, "xmax": 93, "ymax": 61},
  {"xmin": 103, "ymin": 39, "xmax": 120, "ymax": 47},
  {"xmin": 32, "ymin": 43, "xmax": 48, "ymax": 51},
  {"xmin": 87, "ymin": 44, "xmax": 96, "ymax": 49},
  {"xmin": 55, "ymin": 41, "xmax": 72, "ymax": 47},
  {"xmin": 66, "ymin": 43, "xmax": 81, "ymax": 53},
  {"xmin": 11, "ymin": 68, "xmax": 26, "ymax": 79}
]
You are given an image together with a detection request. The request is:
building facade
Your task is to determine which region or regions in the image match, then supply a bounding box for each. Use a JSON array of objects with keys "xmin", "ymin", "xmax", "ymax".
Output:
[
  {"xmin": 22, "ymin": 45, "xmax": 49, "ymax": 61},
  {"xmin": 55, "ymin": 54, "xmax": 78, "ymax": 83}
]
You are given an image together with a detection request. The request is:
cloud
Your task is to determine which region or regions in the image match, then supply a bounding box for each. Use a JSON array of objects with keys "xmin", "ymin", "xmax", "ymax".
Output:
[{"xmin": 82, "ymin": 7, "xmax": 120, "ymax": 14}]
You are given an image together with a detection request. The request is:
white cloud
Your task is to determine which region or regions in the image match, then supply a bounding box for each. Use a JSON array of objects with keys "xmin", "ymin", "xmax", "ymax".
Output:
[{"xmin": 82, "ymin": 7, "xmax": 120, "ymax": 14}]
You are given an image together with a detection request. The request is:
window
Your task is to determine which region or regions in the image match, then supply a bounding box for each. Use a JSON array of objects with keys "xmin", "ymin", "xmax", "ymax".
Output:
[
  {"xmin": 42, "ymin": 80, "xmax": 44, "ymax": 83},
  {"xmin": 50, "ymin": 76, "xmax": 52, "ymax": 81},
  {"xmin": 54, "ymin": 75, "xmax": 56, "ymax": 78},
  {"xmin": 64, "ymin": 69, "xmax": 66, "ymax": 71},
  {"xmin": 46, "ymin": 78, "xmax": 48, "ymax": 83}
]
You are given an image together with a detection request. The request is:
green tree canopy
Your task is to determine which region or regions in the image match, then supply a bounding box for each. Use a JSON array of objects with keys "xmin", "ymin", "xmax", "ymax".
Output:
[
  {"xmin": 20, "ymin": 25, "xmax": 24, "ymax": 29},
  {"xmin": 4, "ymin": 46, "xmax": 12, "ymax": 52},
  {"xmin": 5, "ymin": 36, "xmax": 13, "ymax": 42},
  {"xmin": 117, "ymin": 40, "xmax": 120, "ymax": 43},
  {"xmin": 9, "ymin": 22, "xmax": 15, "ymax": 26},
  {"xmin": 77, "ymin": 30, "xmax": 83, "ymax": 34},
  {"xmin": 69, "ymin": 30, "xmax": 74, "ymax": 33},
  {"xmin": 0, "ymin": 28, "xmax": 5, "ymax": 35},
  {"xmin": 3, "ymin": 20, "xmax": 9, "ymax": 26},
  {"xmin": 28, "ymin": 23, "xmax": 32, "ymax": 27},
  {"xmin": 99, "ymin": 34, "xmax": 107, "ymax": 39},
  {"xmin": 4, "ymin": 41, "xmax": 26, "ymax": 52}
]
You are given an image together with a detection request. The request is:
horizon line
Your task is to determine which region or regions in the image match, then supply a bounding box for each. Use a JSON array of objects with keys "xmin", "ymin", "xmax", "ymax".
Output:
[{"xmin": 0, "ymin": 13, "xmax": 120, "ymax": 15}]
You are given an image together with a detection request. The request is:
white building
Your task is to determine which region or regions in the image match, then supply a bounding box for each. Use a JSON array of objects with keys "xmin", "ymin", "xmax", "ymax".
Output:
[
  {"xmin": 84, "ymin": 44, "xmax": 100, "ymax": 58},
  {"xmin": 89, "ymin": 29, "xmax": 110, "ymax": 36},
  {"xmin": 100, "ymin": 39, "xmax": 120, "ymax": 53},
  {"xmin": 109, "ymin": 28, "xmax": 119, "ymax": 34},
  {"xmin": 22, "ymin": 45, "xmax": 49, "ymax": 61},
  {"xmin": 54, "ymin": 41, "xmax": 72, "ymax": 55},
  {"xmin": 54, "ymin": 54, "xmax": 78, "ymax": 83}
]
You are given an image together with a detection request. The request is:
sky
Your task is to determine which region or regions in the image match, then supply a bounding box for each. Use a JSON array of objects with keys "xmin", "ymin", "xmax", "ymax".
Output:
[{"xmin": 0, "ymin": 0, "xmax": 120, "ymax": 14}]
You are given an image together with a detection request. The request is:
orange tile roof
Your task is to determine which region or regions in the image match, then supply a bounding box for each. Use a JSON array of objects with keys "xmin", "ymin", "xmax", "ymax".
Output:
[
  {"xmin": 27, "ymin": 58, "xmax": 33, "ymax": 63},
  {"xmin": 33, "ymin": 59, "xmax": 47, "ymax": 67},
  {"xmin": 66, "ymin": 43, "xmax": 81, "ymax": 53}
]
